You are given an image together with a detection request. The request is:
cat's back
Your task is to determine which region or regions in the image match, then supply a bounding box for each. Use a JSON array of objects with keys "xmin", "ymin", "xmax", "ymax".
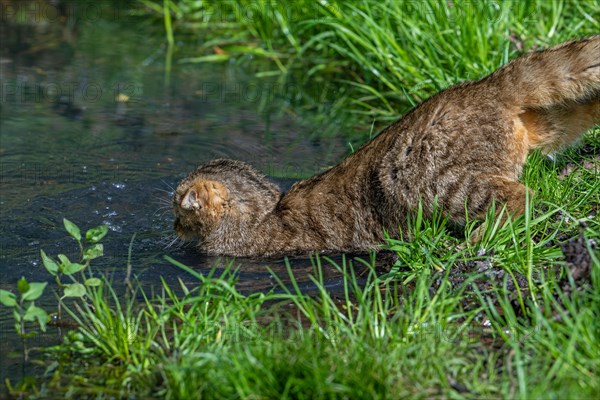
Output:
[
  {"xmin": 385, "ymin": 81, "xmax": 517, "ymax": 168},
  {"xmin": 377, "ymin": 79, "xmax": 524, "ymax": 219}
]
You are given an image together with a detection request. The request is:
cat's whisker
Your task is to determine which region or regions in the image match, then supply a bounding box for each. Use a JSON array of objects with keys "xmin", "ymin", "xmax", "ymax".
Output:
[
  {"xmin": 153, "ymin": 202, "xmax": 171, "ymax": 210},
  {"xmin": 154, "ymin": 187, "xmax": 174, "ymax": 196},
  {"xmin": 152, "ymin": 197, "xmax": 174, "ymax": 212},
  {"xmin": 154, "ymin": 204, "xmax": 173, "ymax": 214},
  {"xmin": 153, "ymin": 207, "xmax": 173, "ymax": 218},
  {"xmin": 160, "ymin": 179, "xmax": 176, "ymax": 193},
  {"xmin": 158, "ymin": 234, "xmax": 173, "ymax": 247},
  {"xmin": 164, "ymin": 234, "xmax": 182, "ymax": 250},
  {"xmin": 152, "ymin": 193, "xmax": 173, "ymax": 204}
]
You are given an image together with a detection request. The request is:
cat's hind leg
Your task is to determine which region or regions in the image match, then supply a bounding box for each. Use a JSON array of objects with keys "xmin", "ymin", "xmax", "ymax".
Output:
[{"xmin": 468, "ymin": 176, "xmax": 533, "ymax": 244}]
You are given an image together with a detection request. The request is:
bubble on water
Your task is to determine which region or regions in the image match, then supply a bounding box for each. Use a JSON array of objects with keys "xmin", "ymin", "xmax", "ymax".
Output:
[
  {"xmin": 112, "ymin": 183, "xmax": 126, "ymax": 189},
  {"xmin": 103, "ymin": 220, "xmax": 122, "ymax": 233},
  {"xmin": 103, "ymin": 211, "xmax": 117, "ymax": 218}
]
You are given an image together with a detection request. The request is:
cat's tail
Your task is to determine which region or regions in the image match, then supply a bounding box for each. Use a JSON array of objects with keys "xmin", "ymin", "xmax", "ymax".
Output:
[
  {"xmin": 494, "ymin": 35, "xmax": 600, "ymax": 109},
  {"xmin": 491, "ymin": 35, "xmax": 600, "ymax": 152}
]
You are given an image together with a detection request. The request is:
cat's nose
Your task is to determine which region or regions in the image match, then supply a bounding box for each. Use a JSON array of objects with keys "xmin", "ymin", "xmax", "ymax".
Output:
[{"xmin": 181, "ymin": 189, "xmax": 200, "ymax": 210}]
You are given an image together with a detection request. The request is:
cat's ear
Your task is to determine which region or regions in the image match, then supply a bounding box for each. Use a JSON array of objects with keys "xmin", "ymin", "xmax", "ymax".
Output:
[
  {"xmin": 181, "ymin": 180, "xmax": 227, "ymax": 211},
  {"xmin": 181, "ymin": 188, "xmax": 199, "ymax": 210}
]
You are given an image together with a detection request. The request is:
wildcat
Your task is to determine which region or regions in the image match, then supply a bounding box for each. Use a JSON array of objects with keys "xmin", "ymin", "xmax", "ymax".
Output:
[{"xmin": 173, "ymin": 36, "xmax": 600, "ymax": 257}]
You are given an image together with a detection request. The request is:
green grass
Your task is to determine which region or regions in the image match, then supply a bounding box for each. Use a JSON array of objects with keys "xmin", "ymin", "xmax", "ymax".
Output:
[
  {"xmin": 5, "ymin": 130, "xmax": 599, "ymax": 396},
  {"xmin": 10, "ymin": 236, "xmax": 600, "ymax": 398},
  {"xmin": 3, "ymin": 0, "xmax": 599, "ymax": 398},
  {"xmin": 141, "ymin": 0, "xmax": 600, "ymax": 120}
]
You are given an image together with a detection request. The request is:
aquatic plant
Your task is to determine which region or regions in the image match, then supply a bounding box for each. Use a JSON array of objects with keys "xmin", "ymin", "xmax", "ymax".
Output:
[
  {"xmin": 0, "ymin": 278, "xmax": 48, "ymax": 362},
  {"xmin": 40, "ymin": 218, "xmax": 107, "ymax": 318},
  {"xmin": 0, "ymin": 219, "xmax": 107, "ymax": 365}
]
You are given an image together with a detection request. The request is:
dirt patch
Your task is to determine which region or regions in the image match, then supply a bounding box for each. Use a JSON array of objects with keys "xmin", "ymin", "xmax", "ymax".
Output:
[
  {"xmin": 560, "ymin": 229, "xmax": 596, "ymax": 292},
  {"xmin": 377, "ymin": 227, "xmax": 597, "ymax": 316}
]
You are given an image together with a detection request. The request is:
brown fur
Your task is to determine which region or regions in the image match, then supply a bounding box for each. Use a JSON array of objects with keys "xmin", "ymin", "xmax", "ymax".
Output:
[{"xmin": 174, "ymin": 36, "xmax": 600, "ymax": 257}]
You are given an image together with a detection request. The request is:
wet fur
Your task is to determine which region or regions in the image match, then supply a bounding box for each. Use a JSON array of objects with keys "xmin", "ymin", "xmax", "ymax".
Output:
[{"xmin": 174, "ymin": 36, "xmax": 600, "ymax": 257}]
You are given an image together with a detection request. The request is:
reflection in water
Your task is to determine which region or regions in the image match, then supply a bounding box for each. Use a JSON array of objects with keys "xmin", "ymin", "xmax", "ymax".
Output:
[{"xmin": 0, "ymin": 0, "xmax": 363, "ymax": 385}]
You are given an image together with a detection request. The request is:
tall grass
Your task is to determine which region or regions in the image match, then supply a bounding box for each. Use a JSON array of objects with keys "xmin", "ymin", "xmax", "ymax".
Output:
[
  {"xmin": 10, "ymin": 140, "xmax": 600, "ymax": 397},
  {"xmin": 139, "ymin": 0, "xmax": 600, "ymax": 119},
  {"xmin": 17, "ymin": 224, "xmax": 599, "ymax": 398}
]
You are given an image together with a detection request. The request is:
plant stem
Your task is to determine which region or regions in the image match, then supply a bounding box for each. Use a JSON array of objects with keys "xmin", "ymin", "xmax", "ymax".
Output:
[
  {"xmin": 19, "ymin": 299, "xmax": 29, "ymax": 363},
  {"xmin": 163, "ymin": 0, "xmax": 174, "ymax": 86}
]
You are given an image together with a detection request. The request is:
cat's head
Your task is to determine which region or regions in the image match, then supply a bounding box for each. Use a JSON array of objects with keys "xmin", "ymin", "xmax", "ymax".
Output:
[{"xmin": 173, "ymin": 159, "xmax": 281, "ymax": 244}]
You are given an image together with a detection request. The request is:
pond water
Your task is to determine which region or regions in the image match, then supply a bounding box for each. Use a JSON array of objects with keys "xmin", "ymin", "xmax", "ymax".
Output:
[{"xmin": 0, "ymin": 1, "xmax": 371, "ymax": 385}]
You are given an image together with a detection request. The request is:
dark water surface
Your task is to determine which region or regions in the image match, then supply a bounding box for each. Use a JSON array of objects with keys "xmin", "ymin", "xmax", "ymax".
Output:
[{"xmin": 0, "ymin": 1, "xmax": 366, "ymax": 385}]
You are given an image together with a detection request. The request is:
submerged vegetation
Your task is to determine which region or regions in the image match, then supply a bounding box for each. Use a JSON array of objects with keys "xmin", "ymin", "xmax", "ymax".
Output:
[{"xmin": 2, "ymin": 0, "xmax": 599, "ymax": 398}]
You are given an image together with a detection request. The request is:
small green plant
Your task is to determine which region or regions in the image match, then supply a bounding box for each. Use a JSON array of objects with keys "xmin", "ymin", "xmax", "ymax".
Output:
[
  {"xmin": 0, "ymin": 277, "xmax": 48, "ymax": 362},
  {"xmin": 385, "ymin": 199, "xmax": 462, "ymax": 279},
  {"xmin": 0, "ymin": 219, "xmax": 108, "ymax": 364},
  {"xmin": 40, "ymin": 218, "xmax": 107, "ymax": 317}
]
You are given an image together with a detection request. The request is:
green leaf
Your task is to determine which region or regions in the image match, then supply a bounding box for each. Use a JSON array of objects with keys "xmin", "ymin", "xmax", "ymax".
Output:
[
  {"xmin": 0, "ymin": 290, "xmax": 17, "ymax": 307},
  {"xmin": 17, "ymin": 277, "xmax": 29, "ymax": 294},
  {"xmin": 45, "ymin": 361, "xmax": 59, "ymax": 375},
  {"xmin": 63, "ymin": 218, "xmax": 81, "ymax": 242},
  {"xmin": 62, "ymin": 283, "xmax": 86, "ymax": 298},
  {"xmin": 85, "ymin": 225, "xmax": 108, "ymax": 243},
  {"xmin": 22, "ymin": 282, "xmax": 47, "ymax": 301},
  {"xmin": 179, "ymin": 54, "xmax": 231, "ymax": 63},
  {"xmin": 13, "ymin": 309, "xmax": 21, "ymax": 323},
  {"xmin": 221, "ymin": 45, "xmax": 284, "ymax": 58},
  {"xmin": 84, "ymin": 277, "xmax": 102, "ymax": 287},
  {"xmin": 24, "ymin": 304, "xmax": 49, "ymax": 331},
  {"xmin": 83, "ymin": 244, "xmax": 104, "ymax": 261},
  {"xmin": 58, "ymin": 254, "xmax": 71, "ymax": 271},
  {"xmin": 63, "ymin": 262, "xmax": 86, "ymax": 275},
  {"xmin": 40, "ymin": 250, "xmax": 59, "ymax": 275}
]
